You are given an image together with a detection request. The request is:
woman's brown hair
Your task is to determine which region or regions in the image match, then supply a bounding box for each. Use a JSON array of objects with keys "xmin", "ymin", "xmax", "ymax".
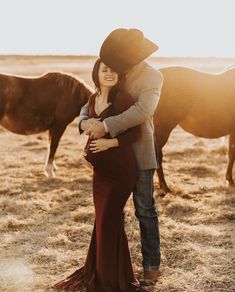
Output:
[{"xmin": 92, "ymin": 58, "xmax": 125, "ymax": 102}]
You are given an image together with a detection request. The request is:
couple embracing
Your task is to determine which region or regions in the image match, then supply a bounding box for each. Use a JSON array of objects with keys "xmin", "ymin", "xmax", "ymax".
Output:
[{"xmin": 54, "ymin": 28, "xmax": 163, "ymax": 291}]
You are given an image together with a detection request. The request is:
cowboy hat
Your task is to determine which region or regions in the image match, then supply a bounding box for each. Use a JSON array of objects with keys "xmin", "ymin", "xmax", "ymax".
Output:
[{"xmin": 100, "ymin": 28, "xmax": 159, "ymax": 73}]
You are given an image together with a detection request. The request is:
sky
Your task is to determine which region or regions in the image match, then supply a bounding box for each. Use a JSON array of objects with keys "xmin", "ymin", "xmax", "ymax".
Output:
[{"xmin": 0, "ymin": 0, "xmax": 234, "ymax": 57}]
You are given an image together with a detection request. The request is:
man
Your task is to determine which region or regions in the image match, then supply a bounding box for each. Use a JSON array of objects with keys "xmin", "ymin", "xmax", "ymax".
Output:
[{"xmin": 79, "ymin": 28, "xmax": 163, "ymax": 284}]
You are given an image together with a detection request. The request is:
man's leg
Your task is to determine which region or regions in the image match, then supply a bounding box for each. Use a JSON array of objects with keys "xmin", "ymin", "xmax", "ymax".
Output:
[{"xmin": 133, "ymin": 169, "xmax": 160, "ymax": 280}]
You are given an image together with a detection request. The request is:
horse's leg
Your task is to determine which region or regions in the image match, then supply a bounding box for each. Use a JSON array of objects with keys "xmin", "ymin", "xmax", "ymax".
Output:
[
  {"xmin": 47, "ymin": 130, "xmax": 58, "ymax": 172},
  {"xmin": 226, "ymin": 133, "xmax": 235, "ymax": 186},
  {"xmin": 45, "ymin": 124, "xmax": 67, "ymax": 177},
  {"xmin": 154, "ymin": 124, "xmax": 175, "ymax": 196},
  {"xmin": 153, "ymin": 89, "xmax": 193, "ymax": 195},
  {"xmin": 0, "ymin": 94, "xmax": 6, "ymax": 119},
  {"xmin": 154, "ymin": 111, "xmax": 190, "ymax": 195},
  {"xmin": 53, "ymin": 161, "xmax": 58, "ymax": 170}
]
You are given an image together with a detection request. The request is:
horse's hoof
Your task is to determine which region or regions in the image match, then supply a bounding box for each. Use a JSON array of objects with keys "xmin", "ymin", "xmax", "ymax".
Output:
[
  {"xmin": 44, "ymin": 169, "xmax": 56, "ymax": 178},
  {"xmin": 228, "ymin": 180, "xmax": 235, "ymax": 187},
  {"xmin": 53, "ymin": 163, "xmax": 58, "ymax": 170},
  {"xmin": 226, "ymin": 177, "xmax": 235, "ymax": 187},
  {"xmin": 158, "ymin": 186, "xmax": 171, "ymax": 197}
]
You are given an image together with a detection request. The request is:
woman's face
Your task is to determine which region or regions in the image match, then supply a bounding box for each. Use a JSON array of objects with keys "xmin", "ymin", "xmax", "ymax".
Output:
[{"xmin": 98, "ymin": 62, "xmax": 118, "ymax": 89}]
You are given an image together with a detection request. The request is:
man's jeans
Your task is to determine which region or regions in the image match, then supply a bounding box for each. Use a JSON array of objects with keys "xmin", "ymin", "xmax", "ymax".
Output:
[{"xmin": 133, "ymin": 169, "xmax": 160, "ymax": 270}]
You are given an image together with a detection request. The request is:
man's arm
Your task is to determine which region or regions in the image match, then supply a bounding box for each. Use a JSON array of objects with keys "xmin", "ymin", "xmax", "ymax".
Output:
[
  {"xmin": 104, "ymin": 71, "xmax": 163, "ymax": 137},
  {"xmin": 79, "ymin": 101, "xmax": 89, "ymax": 121},
  {"xmin": 78, "ymin": 102, "xmax": 89, "ymax": 134},
  {"xmin": 78, "ymin": 100, "xmax": 102, "ymax": 136}
]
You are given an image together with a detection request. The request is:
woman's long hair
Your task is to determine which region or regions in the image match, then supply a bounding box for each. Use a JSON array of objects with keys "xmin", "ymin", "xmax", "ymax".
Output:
[{"xmin": 92, "ymin": 58, "xmax": 125, "ymax": 103}]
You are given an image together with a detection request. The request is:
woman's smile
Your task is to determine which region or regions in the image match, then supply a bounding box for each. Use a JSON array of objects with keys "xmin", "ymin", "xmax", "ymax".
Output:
[{"xmin": 98, "ymin": 62, "xmax": 118, "ymax": 87}]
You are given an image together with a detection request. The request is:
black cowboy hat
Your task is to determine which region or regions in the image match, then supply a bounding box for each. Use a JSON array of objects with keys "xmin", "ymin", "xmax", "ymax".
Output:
[{"xmin": 99, "ymin": 28, "xmax": 159, "ymax": 73}]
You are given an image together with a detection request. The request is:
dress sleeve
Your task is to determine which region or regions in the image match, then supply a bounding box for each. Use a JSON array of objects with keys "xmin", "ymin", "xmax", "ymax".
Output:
[{"xmin": 112, "ymin": 91, "xmax": 141, "ymax": 147}]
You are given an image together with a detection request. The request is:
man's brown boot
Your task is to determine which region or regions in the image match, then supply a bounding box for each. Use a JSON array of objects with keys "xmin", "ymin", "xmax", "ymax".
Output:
[{"xmin": 143, "ymin": 269, "xmax": 161, "ymax": 285}]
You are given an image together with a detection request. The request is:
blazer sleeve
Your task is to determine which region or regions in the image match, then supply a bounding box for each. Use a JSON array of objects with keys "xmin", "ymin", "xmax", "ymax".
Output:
[
  {"xmin": 112, "ymin": 92, "xmax": 141, "ymax": 147},
  {"xmin": 78, "ymin": 94, "xmax": 94, "ymax": 134},
  {"xmin": 104, "ymin": 70, "xmax": 163, "ymax": 137}
]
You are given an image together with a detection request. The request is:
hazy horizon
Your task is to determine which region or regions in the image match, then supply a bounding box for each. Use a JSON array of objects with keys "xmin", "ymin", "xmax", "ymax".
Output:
[{"xmin": 1, "ymin": 54, "xmax": 235, "ymax": 59}]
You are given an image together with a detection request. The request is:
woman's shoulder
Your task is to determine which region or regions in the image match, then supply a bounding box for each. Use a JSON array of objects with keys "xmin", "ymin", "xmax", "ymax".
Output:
[
  {"xmin": 88, "ymin": 93, "xmax": 97, "ymax": 105},
  {"xmin": 114, "ymin": 90, "xmax": 135, "ymax": 104},
  {"xmin": 88, "ymin": 93, "xmax": 97, "ymax": 101},
  {"xmin": 112, "ymin": 90, "xmax": 135, "ymax": 112},
  {"xmin": 116, "ymin": 89, "xmax": 133, "ymax": 99}
]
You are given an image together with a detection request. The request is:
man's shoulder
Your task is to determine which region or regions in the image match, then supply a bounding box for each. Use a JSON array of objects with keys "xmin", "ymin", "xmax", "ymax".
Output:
[
  {"xmin": 138, "ymin": 62, "xmax": 163, "ymax": 88},
  {"xmin": 125, "ymin": 62, "xmax": 163, "ymax": 93},
  {"xmin": 142, "ymin": 62, "xmax": 163, "ymax": 81}
]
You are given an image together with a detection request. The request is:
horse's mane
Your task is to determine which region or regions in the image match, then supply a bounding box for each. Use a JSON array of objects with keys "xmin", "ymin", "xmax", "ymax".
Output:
[{"xmin": 42, "ymin": 72, "xmax": 93, "ymax": 95}]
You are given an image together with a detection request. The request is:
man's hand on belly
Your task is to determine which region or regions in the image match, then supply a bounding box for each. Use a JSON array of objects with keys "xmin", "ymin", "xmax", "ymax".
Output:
[{"xmin": 87, "ymin": 120, "xmax": 106, "ymax": 139}]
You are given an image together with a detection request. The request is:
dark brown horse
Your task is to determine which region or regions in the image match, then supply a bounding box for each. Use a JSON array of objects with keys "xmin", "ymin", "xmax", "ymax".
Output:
[
  {"xmin": 155, "ymin": 66, "xmax": 235, "ymax": 194},
  {"xmin": 0, "ymin": 72, "xmax": 93, "ymax": 177}
]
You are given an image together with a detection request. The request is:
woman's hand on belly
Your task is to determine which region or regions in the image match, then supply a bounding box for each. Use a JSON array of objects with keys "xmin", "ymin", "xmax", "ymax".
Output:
[{"xmin": 89, "ymin": 138, "xmax": 119, "ymax": 153}]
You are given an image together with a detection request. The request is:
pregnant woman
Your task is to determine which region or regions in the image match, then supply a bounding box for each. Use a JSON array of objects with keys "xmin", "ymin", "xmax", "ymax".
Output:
[{"xmin": 53, "ymin": 58, "xmax": 145, "ymax": 291}]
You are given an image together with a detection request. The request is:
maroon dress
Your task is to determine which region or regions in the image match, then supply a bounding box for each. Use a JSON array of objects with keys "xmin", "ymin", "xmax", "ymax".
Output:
[{"xmin": 53, "ymin": 91, "xmax": 145, "ymax": 292}]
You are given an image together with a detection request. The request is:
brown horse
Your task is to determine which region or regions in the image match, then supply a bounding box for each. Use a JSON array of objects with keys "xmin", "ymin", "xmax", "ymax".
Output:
[
  {"xmin": 155, "ymin": 66, "xmax": 235, "ymax": 194},
  {"xmin": 0, "ymin": 72, "xmax": 93, "ymax": 177}
]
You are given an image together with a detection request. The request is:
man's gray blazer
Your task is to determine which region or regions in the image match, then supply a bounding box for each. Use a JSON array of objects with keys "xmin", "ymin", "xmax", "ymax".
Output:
[{"xmin": 79, "ymin": 61, "xmax": 163, "ymax": 170}]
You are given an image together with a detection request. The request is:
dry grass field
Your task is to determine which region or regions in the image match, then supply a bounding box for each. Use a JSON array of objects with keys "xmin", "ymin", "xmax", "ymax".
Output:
[{"xmin": 0, "ymin": 56, "xmax": 234, "ymax": 292}]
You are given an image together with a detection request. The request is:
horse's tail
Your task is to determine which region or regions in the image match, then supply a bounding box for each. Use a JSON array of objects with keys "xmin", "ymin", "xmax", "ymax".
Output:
[{"xmin": 0, "ymin": 95, "xmax": 6, "ymax": 119}]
